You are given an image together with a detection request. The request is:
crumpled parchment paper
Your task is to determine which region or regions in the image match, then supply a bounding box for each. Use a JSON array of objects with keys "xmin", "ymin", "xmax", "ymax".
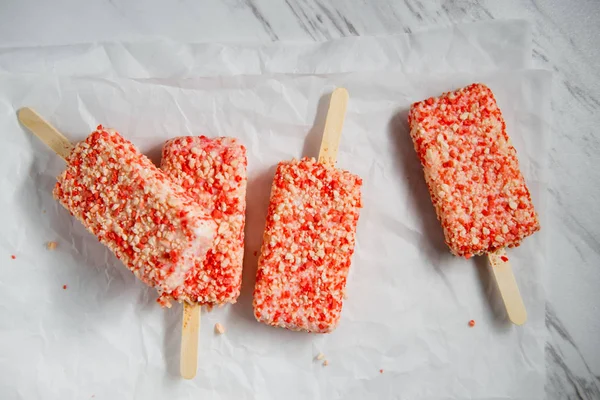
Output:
[
  {"xmin": 0, "ymin": 20, "xmax": 531, "ymax": 78},
  {"xmin": 0, "ymin": 21, "xmax": 548, "ymax": 400}
]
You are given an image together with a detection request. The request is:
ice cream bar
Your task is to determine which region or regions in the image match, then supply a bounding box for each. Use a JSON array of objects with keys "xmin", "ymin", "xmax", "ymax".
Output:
[
  {"xmin": 253, "ymin": 157, "xmax": 362, "ymax": 333},
  {"xmin": 53, "ymin": 126, "xmax": 217, "ymax": 305},
  {"xmin": 408, "ymin": 83, "xmax": 540, "ymax": 258},
  {"xmin": 161, "ymin": 136, "xmax": 247, "ymax": 305}
]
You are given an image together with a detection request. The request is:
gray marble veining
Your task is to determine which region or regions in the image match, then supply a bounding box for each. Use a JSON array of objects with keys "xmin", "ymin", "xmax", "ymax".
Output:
[
  {"xmin": 546, "ymin": 306, "xmax": 600, "ymax": 399},
  {"xmin": 0, "ymin": 0, "xmax": 598, "ymax": 398}
]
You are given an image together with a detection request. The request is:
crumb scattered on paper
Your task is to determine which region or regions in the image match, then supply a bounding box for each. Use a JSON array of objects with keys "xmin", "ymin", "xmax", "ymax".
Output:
[
  {"xmin": 63, "ymin": 285, "xmax": 67, "ymax": 290},
  {"xmin": 323, "ymin": 360, "xmax": 329, "ymax": 366},
  {"xmin": 380, "ymin": 369, "xmax": 384, "ymax": 374},
  {"xmin": 316, "ymin": 352, "xmax": 325, "ymax": 361},
  {"xmin": 10, "ymin": 255, "xmax": 15, "ymax": 259},
  {"xmin": 215, "ymin": 323, "xmax": 225, "ymax": 334},
  {"xmin": 46, "ymin": 241, "xmax": 58, "ymax": 250},
  {"xmin": 469, "ymin": 320, "xmax": 475, "ymax": 327},
  {"xmin": 0, "ymin": 23, "xmax": 549, "ymax": 399}
]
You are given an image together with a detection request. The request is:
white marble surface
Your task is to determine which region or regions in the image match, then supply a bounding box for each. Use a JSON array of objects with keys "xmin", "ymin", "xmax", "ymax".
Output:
[{"xmin": 1, "ymin": 1, "xmax": 599, "ymax": 399}]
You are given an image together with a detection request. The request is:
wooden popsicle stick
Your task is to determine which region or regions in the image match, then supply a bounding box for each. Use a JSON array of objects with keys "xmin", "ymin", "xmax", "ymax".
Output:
[
  {"xmin": 487, "ymin": 248, "xmax": 527, "ymax": 325},
  {"xmin": 318, "ymin": 88, "xmax": 349, "ymax": 167},
  {"xmin": 18, "ymin": 107, "xmax": 74, "ymax": 160},
  {"xmin": 180, "ymin": 303, "xmax": 201, "ymax": 379}
]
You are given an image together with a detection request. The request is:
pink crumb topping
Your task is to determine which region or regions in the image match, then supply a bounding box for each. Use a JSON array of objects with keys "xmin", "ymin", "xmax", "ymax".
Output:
[
  {"xmin": 253, "ymin": 157, "xmax": 362, "ymax": 333},
  {"xmin": 161, "ymin": 136, "xmax": 247, "ymax": 305},
  {"xmin": 408, "ymin": 84, "xmax": 540, "ymax": 257}
]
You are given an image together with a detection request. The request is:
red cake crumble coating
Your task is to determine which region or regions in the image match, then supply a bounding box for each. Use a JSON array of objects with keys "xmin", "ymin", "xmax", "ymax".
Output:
[
  {"xmin": 253, "ymin": 157, "xmax": 362, "ymax": 333},
  {"xmin": 408, "ymin": 83, "xmax": 540, "ymax": 258},
  {"xmin": 161, "ymin": 136, "xmax": 247, "ymax": 305},
  {"xmin": 53, "ymin": 127, "xmax": 216, "ymax": 306}
]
